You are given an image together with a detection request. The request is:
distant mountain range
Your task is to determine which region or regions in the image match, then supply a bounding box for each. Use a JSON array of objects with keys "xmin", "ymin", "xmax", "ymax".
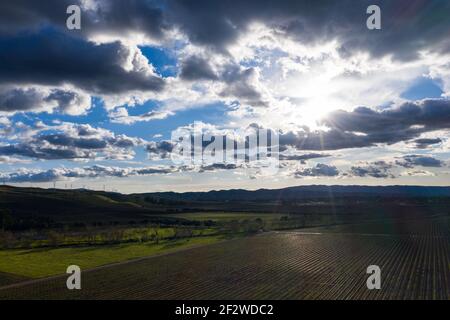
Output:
[
  {"xmin": 150, "ymin": 185, "xmax": 450, "ymax": 202},
  {"xmin": 2, "ymin": 185, "xmax": 450, "ymax": 227}
]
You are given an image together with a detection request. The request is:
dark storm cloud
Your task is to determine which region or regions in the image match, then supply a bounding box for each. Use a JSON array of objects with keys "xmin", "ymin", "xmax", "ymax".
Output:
[
  {"xmin": 1, "ymin": 1, "xmax": 449, "ymax": 61},
  {"xmin": 294, "ymin": 163, "xmax": 339, "ymax": 177},
  {"xmin": 279, "ymin": 99, "xmax": 450, "ymax": 151},
  {"xmin": 0, "ymin": 0, "xmax": 166, "ymax": 38},
  {"xmin": 321, "ymin": 100, "xmax": 450, "ymax": 135},
  {"xmin": 82, "ymin": 0, "xmax": 167, "ymax": 39},
  {"xmin": 167, "ymin": 0, "xmax": 357, "ymax": 51},
  {"xmin": 167, "ymin": 0, "xmax": 450, "ymax": 60},
  {"xmin": 0, "ymin": 1, "xmax": 167, "ymax": 103},
  {"xmin": 180, "ymin": 56, "xmax": 218, "ymax": 81},
  {"xmin": 0, "ymin": 29, "xmax": 165, "ymax": 95},
  {"xmin": 396, "ymin": 155, "xmax": 444, "ymax": 168},
  {"xmin": 0, "ymin": 0, "xmax": 447, "ymax": 115},
  {"xmin": 0, "ymin": 0, "xmax": 75, "ymax": 35},
  {"xmin": 412, "ymin": 138, "xmax": 442, "ymax": 149}
]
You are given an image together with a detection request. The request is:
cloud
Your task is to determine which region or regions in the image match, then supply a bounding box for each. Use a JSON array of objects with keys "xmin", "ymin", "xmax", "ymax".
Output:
[
  {"xmin": 109, "ymin": 107, "xmax": 174, "ymax": 124},
  {"xmin": 0, "ymin": 1, "xmax": 167, "ymax": 40},
  {"xmin": 219, "ymin": 66, "xmax": 268, "ymax": 107},
  {"xmin": 199, "ymin": 163, "xmax": 239, "ymax": 172},
  {"xmin": 0, "ymin": 1, "xmax": 449, "ymax": 188},
  {"xmin": 1, "ymin": 163, "xmax": 249, "ymax": 183},
  {"xmin": 322, "ymin": 99, "xmax": 450, "ymax": 135},
  {"xmin": 0, "ymin": 1, "xmax": 75, "ymax": 35},
  {"xmin": 0, "ymin": 116, "xmax": 12, "ymax": 136},
  {"xmin": 0, "ymin": 165, "xmax": 175, "ymax": 183},
  {"xmin": 0, "ymin": 116, "xmax": 10, "ymax": 125},
  {"xmin": 1, "ymin": 1, "xmax": 447, "ymax": 123},
  {"xmin": 348, "ymin": 156, "xmax": 444, "ymax": 178},
  {"xmin": 167, "ymin": 0, "xmax": 450, "ymax": 60},
  {"xmin": 0, "ymin": 144, "xmax": 92, "ymax": 160},
  {"xmin": 0, "ymin": 122, "xmax": 145, "ymax": 161},
  {"xmin": 180, "ymin": 56, "xmax": 218, "ymax": 81},
  {"xmin": 178, "ymin": 57, "xmax": 269, "ymax": 107},
  {"xmin": 278, "ymin": 99, "xmax": 450, "ymax": 151},
  {"xmin": 1, "ymin": 168, "xmax": 64, "ymax": 183},
  {"xmin": 0, "ymin": 29, "xmax": 165, "ymax": 95},
  {"xmin": 279, "ymin": 128, "xmax": 373, "ymax": 151},
  {"xmin": 412, "ymin": 138, "xmax": 442, "ymax": 149},
  {"xmin": 0, "ymin": 155, "xmax": 31, "ymax": 164},
  {"xmin": 294, "ymin": 163, "xmax": 339, "ymax": 177},
  {"xmin": 4, "ymin": 1, "xmax": 450, "ymax": 62},
  {"xmin": 81, "ymin": 0, "xmax": 168, "ymax": 42},
  {"xmin": 396, "ymin": 155, "xmax": 444, "ymax": 168},
  {"xmin": 400, "ymin": 169, "xmax": 435, "ymax": 177},
  {"xmin": 146, "ymin": 140, "xmax": 176, "ymax": 159},
  {"xmin": 349, "ymin": 161, "xmax": 394, "ymax": 178},
  {"xmin": 0, "ymin": 86, "xmax": 90, "ymax": 115},
  {"xmin": 144, "ymin": 104, "xmax": 450, "ymax": 167},
  {"xmin": 279, "ymin": 152, "xmax": 331, "ymax": 162}
]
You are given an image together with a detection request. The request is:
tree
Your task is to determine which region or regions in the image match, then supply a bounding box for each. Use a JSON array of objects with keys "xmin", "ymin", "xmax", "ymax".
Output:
[
  {"xmin": 0, "ymin": 209, "xmax": 13, "ymax": 231},
  {"xmin": 47, "ymin": 230, "xmax": 62, "ymax": 247},
  {"xmin": 174, "ymin": 228, "xmax": 193, "ymax": 239},
  {"xmin": 0, "ymin": 231, "xmax": 16, "ymax": 249},
  {"xmin": 227, "ymin": 220, "xmax": 241, "ymax": 234}
]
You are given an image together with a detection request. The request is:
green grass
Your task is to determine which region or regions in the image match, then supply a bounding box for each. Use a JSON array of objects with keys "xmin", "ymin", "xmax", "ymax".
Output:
[{"xmin": 0, "ymin": 236, "xmax": 222, "ymax": 279}]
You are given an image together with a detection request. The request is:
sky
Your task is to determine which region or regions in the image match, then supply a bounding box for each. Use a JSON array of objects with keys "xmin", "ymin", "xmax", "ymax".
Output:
[{"xmin": 1, "ymin": 0, "xmax": 450, "ymax": 193}]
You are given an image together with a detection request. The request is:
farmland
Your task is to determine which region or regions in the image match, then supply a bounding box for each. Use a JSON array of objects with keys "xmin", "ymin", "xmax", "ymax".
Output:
[
  {"xmin": 0, "ymin": 215, "xmax": 448, "ymax": 299},
  {"xmin": 0, "ymin": 272, "xmax": 29, "ymax": 287},
  {"xmin": 0, "ymin": 236, "xmax": 222, "ymax": 278},
  {"xmin": 1, "ymin": 185, "xmax": 449, "ymax": 299}
]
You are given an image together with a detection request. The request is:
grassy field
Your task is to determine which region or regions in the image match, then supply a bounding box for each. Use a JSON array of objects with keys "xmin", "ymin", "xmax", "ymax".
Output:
[
  {"xmin": 0, "ymin": 211, "xmax": 289, "ymax": 280},
  {"xmin": 0, "ymin": 236, "xmax": 222, "ymax": 279},
  {"xmin": 1, "ymin": 216, "xmax": 448, "ymax": 299}
]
